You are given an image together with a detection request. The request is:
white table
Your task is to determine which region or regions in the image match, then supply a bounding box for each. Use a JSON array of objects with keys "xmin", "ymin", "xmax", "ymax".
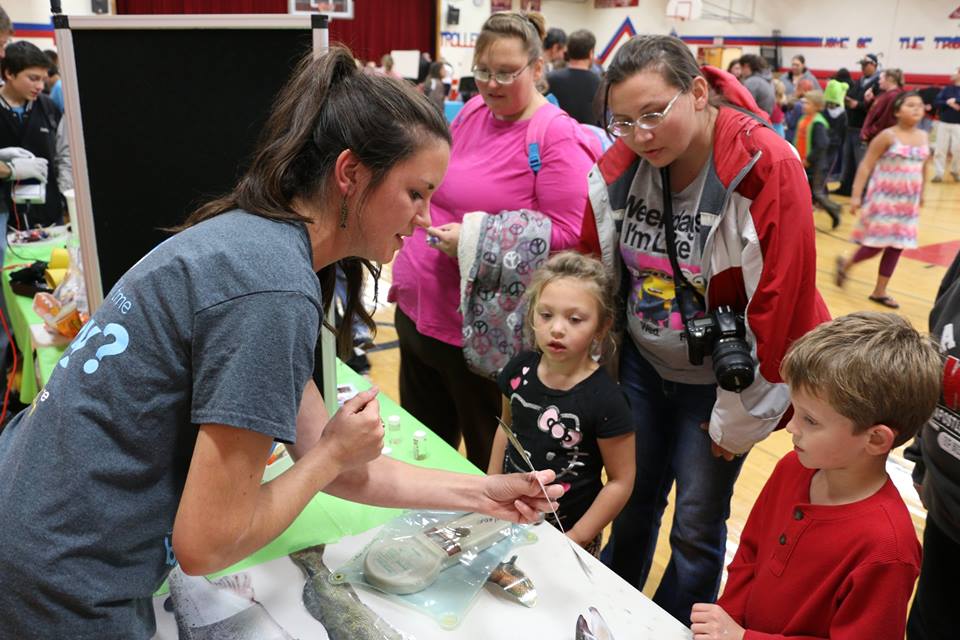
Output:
[{"xmin": 152, "ymin": 521, "xmax": 693, "ymax": 639}]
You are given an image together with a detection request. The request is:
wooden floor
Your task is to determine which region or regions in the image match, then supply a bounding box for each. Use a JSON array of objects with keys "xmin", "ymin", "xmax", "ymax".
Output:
[{"xmin": 362, "ymin": 173, "xmax": 959, "ymax": 601}]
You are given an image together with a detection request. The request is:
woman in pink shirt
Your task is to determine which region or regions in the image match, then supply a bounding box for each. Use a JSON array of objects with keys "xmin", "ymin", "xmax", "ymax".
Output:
[{"xmin": 389, "ymin": 10, "xmax": 597, "ymax": 468}]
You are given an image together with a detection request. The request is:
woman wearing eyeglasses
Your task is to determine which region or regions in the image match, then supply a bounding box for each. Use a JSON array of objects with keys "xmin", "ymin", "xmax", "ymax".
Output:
[
  {"xmin": 578, "ymin": 35, "xmax": 830, "ymax": 625},
  {"xmin": 390, "ymin": 11, "xmax": 598, "ymax": 469}
]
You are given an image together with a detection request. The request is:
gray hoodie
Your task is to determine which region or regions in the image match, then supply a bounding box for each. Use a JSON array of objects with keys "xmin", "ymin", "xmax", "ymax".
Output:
[
  {"xmin": 743, "ymin": 68, "xmax": 775, "ymax": 117},
  {"xmin": 780, "ymin": 69, "xmax": 821, "ymax": 96}
]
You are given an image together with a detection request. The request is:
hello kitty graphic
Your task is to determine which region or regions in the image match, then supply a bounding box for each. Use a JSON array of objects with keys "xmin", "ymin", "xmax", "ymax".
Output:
[
  {"xmin": 509, "ymin": 394, "xmax": 588, "ymax": 480},
  {"xmin": 537, "ymin": 405, "xmax": 583, "ymax": 449}
]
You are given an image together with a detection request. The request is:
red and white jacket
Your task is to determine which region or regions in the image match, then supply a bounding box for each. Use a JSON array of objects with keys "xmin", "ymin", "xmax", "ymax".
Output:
[{"xmin": 579, "ymin": 67, "xmax": 831, "ymax": 453}]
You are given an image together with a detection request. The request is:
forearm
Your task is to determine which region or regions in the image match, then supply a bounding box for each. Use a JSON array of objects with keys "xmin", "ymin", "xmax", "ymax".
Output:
[
  {"xmin": 325, "ymin": 455, "xmax": 485, "ymax": 513},
  {"xmin": 217, "ymin": 440, "xmax": 345, "ymax": 569},
  {"xmin": 173, "ymin": 427, "xmax": 345, "ymax": 576},
  {"xmin": 567, "ymin": 478, "xmax": 632, "ymax": 542},
  {"xmin": 860, "ymin": 119, "xmax": 876, "ymax": 142}
]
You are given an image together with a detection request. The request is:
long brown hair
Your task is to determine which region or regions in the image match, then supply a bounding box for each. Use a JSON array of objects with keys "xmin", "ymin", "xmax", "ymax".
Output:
[{"xmin": 179, "ymin": 46, "xmax": 450, "ymax": 358}]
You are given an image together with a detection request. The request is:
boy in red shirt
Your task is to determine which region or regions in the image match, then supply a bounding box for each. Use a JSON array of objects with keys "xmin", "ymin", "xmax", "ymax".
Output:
[{"xmin": 690, "ymin": 312, "xmax": 941, "ymax": 640}]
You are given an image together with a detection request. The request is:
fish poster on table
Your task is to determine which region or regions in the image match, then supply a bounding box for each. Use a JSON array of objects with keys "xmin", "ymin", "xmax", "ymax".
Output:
[{"xmin": 153, "ymin": 545, "xmax": 406, "ymax": 640}]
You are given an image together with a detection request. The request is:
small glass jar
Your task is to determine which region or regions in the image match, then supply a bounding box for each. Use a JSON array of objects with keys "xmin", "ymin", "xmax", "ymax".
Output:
[
  {"xmin": 413, "ymin": 430, "xmax": 428, "ymax": 460},
  {"xmin": 387, "ymin": 414, "xmax": 402, "ymax": 446}
]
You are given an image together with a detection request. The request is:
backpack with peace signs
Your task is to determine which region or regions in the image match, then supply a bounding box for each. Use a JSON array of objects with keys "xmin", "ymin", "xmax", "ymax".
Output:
[{"xmin": 461, "ymin": 209, "xmax": 552, "ymax": 380}]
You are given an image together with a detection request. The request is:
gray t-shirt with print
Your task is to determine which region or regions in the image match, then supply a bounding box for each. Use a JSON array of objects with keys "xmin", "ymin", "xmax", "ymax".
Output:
[
  {"xmin": 619, "ymin": 159, "xmax": 714, "ymax": 384},
  {"xmin": 0, "ymin": 210, "xmax": 323, "ymax": 639}
]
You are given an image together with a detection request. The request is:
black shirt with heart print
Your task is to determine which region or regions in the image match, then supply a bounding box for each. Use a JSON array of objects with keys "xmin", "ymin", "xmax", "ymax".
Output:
[{"xmin": 497, "ymin": 351, "xmax": 633, "ymax": 529}]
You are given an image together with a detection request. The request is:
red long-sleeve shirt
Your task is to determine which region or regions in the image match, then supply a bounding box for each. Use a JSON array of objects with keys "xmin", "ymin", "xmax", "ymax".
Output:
[
  {"xmin": 861, "ymin": 88, "xmax": 905, "ymax": 143},
  {"xmin": 717, "ymin": 452, "xmax": 921, "ymax": 640}
]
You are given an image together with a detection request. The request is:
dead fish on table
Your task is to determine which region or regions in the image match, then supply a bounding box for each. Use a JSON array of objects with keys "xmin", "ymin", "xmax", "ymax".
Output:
[
  {"xmin": 167, "ymin": 565, "xmax": 294, "ymax": 640},
  {"xmin": 576, "ymin": 606, "xmax": 616, "ymax": 640},
  {"xmin": 290, "ymin": 544, "xmax": 406, "ymax": 640},
  {"xmin": 486, "ymin": 555, "xmax": 537, "ymax": 607}
]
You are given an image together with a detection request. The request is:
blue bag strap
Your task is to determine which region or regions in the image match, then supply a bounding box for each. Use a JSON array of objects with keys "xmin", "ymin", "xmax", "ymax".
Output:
[{"xmin": 525, "ymin": 103, "xmax": 567, "ymax": 175}]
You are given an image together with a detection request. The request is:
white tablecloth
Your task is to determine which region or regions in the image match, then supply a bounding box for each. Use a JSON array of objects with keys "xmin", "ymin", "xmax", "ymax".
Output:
[{"xmin": 152, "ymin": 522, "xmax": 693, "ymax": 639}]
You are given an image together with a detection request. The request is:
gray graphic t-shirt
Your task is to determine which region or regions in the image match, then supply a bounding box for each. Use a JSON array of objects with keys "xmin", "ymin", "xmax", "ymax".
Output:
[
  {"xmin": 619, "ymin": 160, "xmax": 713, "ymax": 383},
  {"xmin": 0, "ymin": 211, "xmax": 322, "ymax": 639}
]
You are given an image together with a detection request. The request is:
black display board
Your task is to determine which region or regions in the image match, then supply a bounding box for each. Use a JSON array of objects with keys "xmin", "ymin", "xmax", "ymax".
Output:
[{"xmin": 68, "ymin": 25, "xmax": 312, "ymax": 293}]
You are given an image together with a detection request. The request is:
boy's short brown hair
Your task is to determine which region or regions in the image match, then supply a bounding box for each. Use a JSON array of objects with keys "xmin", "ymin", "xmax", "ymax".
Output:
[
  {"xmin": 781, "ymin": 312, "xmax": 941, "ymax": 447},
  {"xmin": 804, "ymin": 89, "xmax": 825, "ymax": 111}
]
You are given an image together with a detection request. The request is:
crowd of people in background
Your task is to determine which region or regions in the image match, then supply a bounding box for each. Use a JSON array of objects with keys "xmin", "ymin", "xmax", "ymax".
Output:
[
  {"xmin": 0, "ymin": 4, "xmax": 957, "ymax": 638},
  {"xmin": 341, "ymin": 29, "xmax": 959, "ymax": 638},
  {"xmin": 373, "ymin": 13, "xmax": 956, "ymax": 638},
  {"xmin": 362, "ymin": 17, "xmax": 958, "ymax": 640}
]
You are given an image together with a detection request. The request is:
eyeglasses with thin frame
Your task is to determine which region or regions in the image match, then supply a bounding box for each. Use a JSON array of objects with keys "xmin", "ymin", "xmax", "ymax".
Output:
[
  {"xmin": 472, "ymin": 59, "xmax": 535, "ymax": 85},
  {"xmin": 606, "ymin": 90, "xmax": 685, "ymax": 137}
]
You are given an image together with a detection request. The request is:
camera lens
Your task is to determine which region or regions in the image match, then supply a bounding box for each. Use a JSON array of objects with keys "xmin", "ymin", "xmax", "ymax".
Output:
[{"xmin": 712, "ymin": 338, "xmax": 755, "ymax": 392}]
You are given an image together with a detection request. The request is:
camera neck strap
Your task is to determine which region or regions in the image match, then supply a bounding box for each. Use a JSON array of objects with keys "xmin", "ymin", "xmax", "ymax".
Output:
[{"xmin": 659, "ymin": 166, "xmax": 706, "ymax": 321}]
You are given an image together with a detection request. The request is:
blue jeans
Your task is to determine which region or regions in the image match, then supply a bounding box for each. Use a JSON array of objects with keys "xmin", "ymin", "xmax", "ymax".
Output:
[{"xmin": 602, "ymin": 339, "xmax": 745, "ymax": 625}]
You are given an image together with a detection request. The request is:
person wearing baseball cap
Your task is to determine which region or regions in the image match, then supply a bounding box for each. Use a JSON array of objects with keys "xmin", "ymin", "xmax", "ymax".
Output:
[
  {"xmin": 858, "ymin": 53, "xmax": 879, "ymax": 68},
  {"xmin": 834, "ymin": 53, "xmax": 882, "ymax": 196}
]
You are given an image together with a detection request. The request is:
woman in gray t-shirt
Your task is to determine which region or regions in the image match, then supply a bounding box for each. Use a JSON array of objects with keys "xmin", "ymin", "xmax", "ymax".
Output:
[{"xmin": 0, "ymin": 46, "xmax": 563, "ymax": 639}]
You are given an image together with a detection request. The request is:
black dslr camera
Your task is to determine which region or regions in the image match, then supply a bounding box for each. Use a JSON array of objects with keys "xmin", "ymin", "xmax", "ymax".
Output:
[{"xmin": 685, "ymin": 305, "xmax": 755, "ymax": 393}]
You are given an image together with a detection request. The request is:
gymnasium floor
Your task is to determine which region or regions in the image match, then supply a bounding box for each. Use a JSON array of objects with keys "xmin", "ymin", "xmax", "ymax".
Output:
[{"xmin": 362, "ymin": 171, "xmax": 957, "ymax": 600}]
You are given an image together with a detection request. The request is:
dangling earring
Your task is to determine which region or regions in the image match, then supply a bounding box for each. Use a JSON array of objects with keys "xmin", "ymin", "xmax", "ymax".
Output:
[
  {"xmin": 590, "ymin": 336, "xmax": 603, "ymax": 362},
  {"xmin": 339, "ymin": 198, "xmax": 349, "ymax": 229}
]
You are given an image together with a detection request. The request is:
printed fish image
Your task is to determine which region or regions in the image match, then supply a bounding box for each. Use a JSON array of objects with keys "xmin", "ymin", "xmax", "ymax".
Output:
[
  {"xmin": 486, "ymin": 555, "xmax": 537, "ymax": 607},
  {"xmin": 167, "ymin": 566, "xmax": 294, "ymax": 640},
  {"xmin": 576, "ymin": 606, "xmax": 616, "ymax": 640},
  {"xmin": 290, "ymin": 544, "xmax": 406, "ymax": 640}
]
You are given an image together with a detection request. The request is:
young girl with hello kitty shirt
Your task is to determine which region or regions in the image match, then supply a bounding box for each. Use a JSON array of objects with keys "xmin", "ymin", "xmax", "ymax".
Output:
[{"xmin": 488, "ymin": 252, "xmax": 636, "ymax": 557}]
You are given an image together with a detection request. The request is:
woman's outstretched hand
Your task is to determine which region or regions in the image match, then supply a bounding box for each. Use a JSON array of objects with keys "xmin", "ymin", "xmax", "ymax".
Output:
[{"xmin": 476, "ymin": 469, "xmax": 564, "ymax": 524}]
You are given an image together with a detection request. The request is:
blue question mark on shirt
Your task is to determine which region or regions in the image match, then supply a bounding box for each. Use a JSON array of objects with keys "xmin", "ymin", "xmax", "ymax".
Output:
[
  {"xmin": 59, "ymin": 321, "xmax": 103, "ymax": 368},
  {"xmin": 82, "ymin": 324, "xmax": 129, "ymax": 374}
]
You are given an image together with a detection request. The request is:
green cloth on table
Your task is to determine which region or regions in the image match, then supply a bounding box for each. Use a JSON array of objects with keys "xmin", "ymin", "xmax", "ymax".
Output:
[
  {"xmin": 157, "ymin": 361, "xmax": 480, "ymax": 591},
  {"xmin": 1, "ymin": 239, "xmax": 68, "ymax": 403}
]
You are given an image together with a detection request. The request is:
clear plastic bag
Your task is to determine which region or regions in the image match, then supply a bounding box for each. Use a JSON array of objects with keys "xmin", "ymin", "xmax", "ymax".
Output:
[
  {"xmin": 329, "ymin": 510, "xmax": 537, "ymax": 629},
  {"xmin": 51, "ymin": 244, "xmax": 88, "ymax": 323}
]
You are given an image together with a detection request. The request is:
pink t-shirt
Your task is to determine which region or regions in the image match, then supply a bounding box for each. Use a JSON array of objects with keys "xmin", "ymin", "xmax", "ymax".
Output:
[{"xmin": 390, "ymin": 98, "xmax": 596, "ymax": 346}]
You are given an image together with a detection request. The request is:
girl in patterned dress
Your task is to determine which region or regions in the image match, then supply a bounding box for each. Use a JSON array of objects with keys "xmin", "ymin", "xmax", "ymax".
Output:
[{"xmin": 835, "ymin": 91, "xmax": 930, "ymax": 309}]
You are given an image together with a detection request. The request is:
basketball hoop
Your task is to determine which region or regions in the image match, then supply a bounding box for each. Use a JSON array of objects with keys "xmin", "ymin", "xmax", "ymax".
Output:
[{"xmin": 666, "ymin": 0, "xmax": 703, "ymax": 21}]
